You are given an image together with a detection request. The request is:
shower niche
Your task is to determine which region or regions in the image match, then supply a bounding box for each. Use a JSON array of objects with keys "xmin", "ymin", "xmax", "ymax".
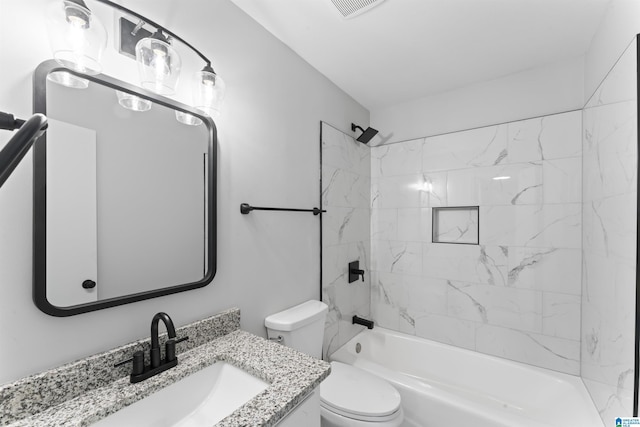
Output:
[{"xmin": 431, "ymin": 206, "xmax": 479, "ymax": 245}]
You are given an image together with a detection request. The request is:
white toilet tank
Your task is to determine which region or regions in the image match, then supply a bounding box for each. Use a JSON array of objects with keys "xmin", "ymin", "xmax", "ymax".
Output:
[{"xmin": 265, "ymin": 300, "xmax": 328, "ymax": 359}]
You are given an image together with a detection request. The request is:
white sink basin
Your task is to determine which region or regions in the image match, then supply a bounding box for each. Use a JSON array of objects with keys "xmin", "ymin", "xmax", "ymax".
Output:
[{"xmin": 93, "ymin": 361, "xmax": 269, "ymax": 427}]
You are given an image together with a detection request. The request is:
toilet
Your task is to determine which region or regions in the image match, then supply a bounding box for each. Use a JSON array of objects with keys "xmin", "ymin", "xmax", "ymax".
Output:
[{"xmin": 265, "ymin": 300, "xmax": 404, "ymax": 427}]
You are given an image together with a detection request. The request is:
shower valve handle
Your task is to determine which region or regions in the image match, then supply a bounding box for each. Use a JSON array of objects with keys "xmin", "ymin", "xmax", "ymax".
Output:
[
  {"xmin": 352, "ymin": 269, "xmax": 365, "ymax": 281},
  {"xmin": 348, "ymin": 260, "xmax": 365, "ymax": 283}
]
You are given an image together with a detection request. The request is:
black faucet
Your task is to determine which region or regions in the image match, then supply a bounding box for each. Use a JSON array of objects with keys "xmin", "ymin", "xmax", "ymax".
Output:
[
  {"xmin": 115, "ymin": 312, "xmax": 189, "ymax": 383},
  {"xmin": 151, "ymin": 312, "xmax": 176, "ymax": 368}
]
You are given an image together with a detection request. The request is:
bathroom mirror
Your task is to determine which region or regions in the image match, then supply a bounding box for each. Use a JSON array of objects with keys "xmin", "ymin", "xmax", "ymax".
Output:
[{"xmin": 32, "ymin": 60, "xmax": 217, "ymax": 316}]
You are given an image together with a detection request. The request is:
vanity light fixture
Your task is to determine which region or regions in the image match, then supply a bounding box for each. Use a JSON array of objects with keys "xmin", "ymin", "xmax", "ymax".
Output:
[
  {"xmin": 492, "ymin": 176, "xmax": 511, "ymax": 181},
  {"xmin": 46, "ymin": 0, "xmax": 226, "ymax": 117}
]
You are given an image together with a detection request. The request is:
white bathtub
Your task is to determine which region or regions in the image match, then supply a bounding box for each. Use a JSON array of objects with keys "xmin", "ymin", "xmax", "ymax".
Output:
[{"xmin": 329, "ymin": 327, "xmax": 603, "ymax": 427}]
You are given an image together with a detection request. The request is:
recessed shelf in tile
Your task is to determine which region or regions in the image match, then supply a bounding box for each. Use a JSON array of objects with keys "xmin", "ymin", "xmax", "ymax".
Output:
[{"xmin": 432, "ymin": 206, "xmax": 479, "ymax": 245}]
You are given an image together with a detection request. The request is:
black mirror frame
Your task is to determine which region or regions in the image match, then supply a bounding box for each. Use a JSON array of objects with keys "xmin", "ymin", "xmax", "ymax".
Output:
[{"xmin": 32, "ymin": 60, "xmax": 217, "ymax": 316}]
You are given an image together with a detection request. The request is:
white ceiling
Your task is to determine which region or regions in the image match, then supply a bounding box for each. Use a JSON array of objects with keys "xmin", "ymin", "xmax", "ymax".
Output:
[{"xmin": 229, "ymin": 0, "xmax": 611, "ymax": 110}]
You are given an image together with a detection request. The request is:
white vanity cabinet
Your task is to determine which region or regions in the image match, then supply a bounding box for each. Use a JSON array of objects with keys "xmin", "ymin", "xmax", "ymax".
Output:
[{"xmin": 275, "ymin": 389, "xmax": 320, "ymax": 427}]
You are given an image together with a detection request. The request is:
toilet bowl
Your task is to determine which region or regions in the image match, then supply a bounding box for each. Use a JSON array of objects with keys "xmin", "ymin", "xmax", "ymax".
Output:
[
  {"xmin": 265, "ymin": 300, "xmax": 404, "ymax": 427},
  {"xmin": 320, "ymin": 361, "xmax": 403, "ymax": 427}
]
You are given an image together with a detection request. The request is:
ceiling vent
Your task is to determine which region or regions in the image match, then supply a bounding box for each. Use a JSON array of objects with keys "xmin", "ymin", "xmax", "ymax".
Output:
[{"xmin": 330, "ymin": 0, "xmax": 386, "ymax": 19}]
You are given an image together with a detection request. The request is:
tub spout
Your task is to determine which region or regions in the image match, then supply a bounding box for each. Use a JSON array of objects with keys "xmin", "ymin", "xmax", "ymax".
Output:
[{"xmin": 353, "ymin": 315, "xmax": 374, "ymax": 329}]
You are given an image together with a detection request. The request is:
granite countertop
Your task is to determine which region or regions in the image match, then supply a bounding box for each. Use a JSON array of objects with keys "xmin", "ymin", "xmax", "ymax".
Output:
[{"xmin": 0, "ymin": 309, "xmax": 331, "ymax": 427}]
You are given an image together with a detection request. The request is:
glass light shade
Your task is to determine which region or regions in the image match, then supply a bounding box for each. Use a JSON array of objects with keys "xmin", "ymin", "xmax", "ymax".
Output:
[
  {"xmin": 193, "ymin": 70, "xmax": 226, "ymax": 118},
  {"xmin": 45, "ymin": 0, "xmax": 107, "ymax": 75},
  {"xmin": 135, "ymin": 37, "xmax": 181, "ymax": 95},
  {"xmin": 175, "ymin": 111, "xmax": 203, "ymax": 126},
  {"xmin": 116, "ymin": 90, "xmax": 152, "ymax": 112},
  {"xmin": 47, "ymin": 70, "xmax": 89, "ymax": 89}
]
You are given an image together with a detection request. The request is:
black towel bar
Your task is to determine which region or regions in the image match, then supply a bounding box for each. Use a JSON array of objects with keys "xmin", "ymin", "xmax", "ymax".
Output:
[{"xmin": 240, "ymin": 203, "xmax": 326, "ymax": 216}]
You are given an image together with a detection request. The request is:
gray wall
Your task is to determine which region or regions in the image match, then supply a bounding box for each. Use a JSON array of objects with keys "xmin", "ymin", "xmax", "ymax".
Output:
[{"xmin": 0, "ymin": 0, "xmax": 368, "ymax": 385}]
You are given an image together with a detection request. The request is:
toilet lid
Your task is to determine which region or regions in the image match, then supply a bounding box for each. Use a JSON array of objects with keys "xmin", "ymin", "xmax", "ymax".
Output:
[{"xmin": 320, "ymin": 362, "xmax": 401, "ymax": 419}]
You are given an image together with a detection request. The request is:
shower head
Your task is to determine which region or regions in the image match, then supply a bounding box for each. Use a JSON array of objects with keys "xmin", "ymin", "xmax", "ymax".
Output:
[{"xmin": 351, "ymin": 123, "xmax": 378, "ymax": 144}]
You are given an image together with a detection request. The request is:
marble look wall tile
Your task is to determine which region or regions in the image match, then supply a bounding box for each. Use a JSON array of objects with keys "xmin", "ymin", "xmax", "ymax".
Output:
[
  {"xmin": 372, "ymin": 240, "xmax": 422, "ymax": 275},
  {"xmin": 507, "ymin": 247, "xmax": 581, "ymax": 295},
  {"xmin": 418, "ymin": 172, "xmax": 448, "ymax": 207},
  {"xmin": 397, "ymin": 208, "xmax": 431, "ymax": 242},
  {"xmin": 334, "ymin": 276, "xmax": 371, "ymax": 315},
  {"xmin": 507, "ymin": 111, "xmax": 582, "ymax": 163},
  {"xmin": 370, "ymin": 272, "xmax": 416, "ymax": 334},
  {"xmin": 321, "ymin": 122, "xmax": 371, "ymax": 360},
  {"xmin": 371, "ymin": 208, "xmax": 396, "ymax": 241},
  {"xmin": 371, "ymin": 207, "xmax": 432, "ymax": 246},
  {"xmin": 322, "ymin": 207, "xmax": 370, "ymax": 247},
  {"xmin": 339, "ymin": 306, "xmax": 374, "ymax": 346},
  {"xmin": 543, "ymin": 157, "xmax": 582, "ymax": 204},
  {"xmin": 585, "ymin": 38, "xmax": 637, "ymax": 109},
  {"xmin": 581, "ymin": 251, "xmax": 635, "ymax": 389},
  {"xmin": 443, "ymin": 168, "xmax": 479, "ymax": 206},
  {"xmin": 407, "ymin": 276, "xmax": 448, "ymax": 317},
  {"xmin": 371, "ymin": 138, "xmax": 423, "ymax": 178},
  {"xmin": 481, "ymin": 204, "xmax": 581, "ymax": 248},
  {"xmin": 322, "ymin": 315, "xmax": 340, "ymax": 360},
  {"xmin": 367, "ymin": 109, "xmax": 583, "ymax": 374},
  {"xmin": 542, "ymin": 293, "xmax": 580, "ymax": 341},
  {"xmin": 336, "ymin": 285, "xmax": 371, "ymax": 346},
  {"xmin": 323, "ymin": 241, "xmax": 370, "ymax": 288},
  {"xmin": 583, "ymin": 100, "xmax": 637, "ymax": 202},
  {"xmin": 323, "ymin": 245, "xmax": 346, "ymax": 289},
  {"xmin": 447, "ymin": 162, "xmax": 543, "ymax": 207},
  {"xmin": 322, "ymin": 241, "xmax": 371, "ymax": 321},
  {"xmin": 324, "ymin": 279, "xmax": 371, "ymax": 357},
  {"xmin": 322, "ymin": 165, "xmax": 370, "ymax": 209},
  {"xmin": 446, "ymin": 281, "xmax": 542, "ymax": 333},
  {"xmin": 322, "ymin": 124, "xmax": 369, "ymax": 177},
  {"xmin": 372, "ymin": 174, "xmax": 423, "ymax": 209},
  {"xmin": 580, "ymin": 39, "xmax": 637, "ymax": 423},
  {"xmin": 583, "ymin": 193, "xmax": 637, "ymax": 262},
  {"xmin": 423, "ymin": 124, "xmax": 508, "ymax": 171},
  {"xmin": 582, "ymin": 378, "xmax": 633, "ymax": 425},
  {"xmin": 372, "ymin": 272, "xmax": 447, "ymax": 318},
  {"xmin": 422, "ymin": 244, "xmax": 507, "ymax": 286},
  {"xmin": 414, "ymin": 314, "xmax": 477, "ymax": 351},
  {"xmin": 360, "ymin": 110, "xmax": 591, "ymax": 375},
  {"xmin": 475, "ymin": 324, "xmax": 580, "ymax": 374}
]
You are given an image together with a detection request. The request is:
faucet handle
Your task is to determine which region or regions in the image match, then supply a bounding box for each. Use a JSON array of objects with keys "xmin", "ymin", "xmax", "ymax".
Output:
[
  {"xmin": 165, "ymin": 336, "xmax": 189, "ymax": 362},
  {"xmin": 114, "ymin": 350, "xmax": 144, "ymax": 375}
]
